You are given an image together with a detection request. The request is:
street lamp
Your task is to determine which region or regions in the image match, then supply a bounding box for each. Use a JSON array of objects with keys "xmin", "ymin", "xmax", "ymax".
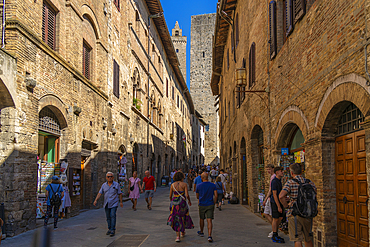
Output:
[{"xmin": 146, "ymin": 12, "xmax": 164, "ymax": 158}]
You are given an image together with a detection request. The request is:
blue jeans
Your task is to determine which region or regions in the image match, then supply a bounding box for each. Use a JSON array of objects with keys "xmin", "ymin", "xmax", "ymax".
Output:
[{"xmin": 105, "ymin": 205, "xmax": 117, "ymax": 231}]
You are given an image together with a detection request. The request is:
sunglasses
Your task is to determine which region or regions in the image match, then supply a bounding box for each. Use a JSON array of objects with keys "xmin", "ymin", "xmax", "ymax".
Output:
[{"xmin": 107, "ymin": 176, "xmax": 113, "ymax": 178}]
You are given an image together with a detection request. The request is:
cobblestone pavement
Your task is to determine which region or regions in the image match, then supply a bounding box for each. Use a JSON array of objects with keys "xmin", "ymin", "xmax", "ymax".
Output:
[{"xmin": 2, "ymin": 187, "xmax": 293, "ymax": 247}]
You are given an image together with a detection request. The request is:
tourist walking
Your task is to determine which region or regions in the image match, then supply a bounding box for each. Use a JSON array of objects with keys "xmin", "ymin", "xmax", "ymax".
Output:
[
  {"xmin": 170, "ymin": 169, "xmax": 176, "ymax": 184},
  {"xmin": 262, "ymin": 164, "xmax": 275, "ymax": 237},
  {"xmin": 188, "ymin": 169, "xmax": 195, "ymax": 190},
  {"xmin": 167, "ymin": 171, "xmax": 194, "ymax": 242},
  {"xmin": 142, "ymin": 170, "xmax": 156, "ymax": 210},
  {"xmin": 218, "ymin": 169, "xmax": 228, "ymax": 204},
  {"xmin": 196, "ymin": 172, "xmax": 217, "ymax": 242},
  {"xmin": 280, "ymin": 163, "xmax": 317, "ymax": 247},
  {"xmin": 129, "ymin": 171, "xmax": 142, "ymax": 211},
  {"xmin": 270, "ymin": 166, "xmax": 285, "ymax": 243},
  {"xmin": 193, "ymin": 170, "xmax": 202, "ymax": 192},
  {"xmin": 210, "ymin": 167, "xmax": 218, "ymax": 182},
  {"xmin": 215, "ymin": 177, "xmax": 225, "ymax": 210},
  {"xmin": 93, "ymin": 172, "xmax": 123, "ymax": 237},
  {"xmin": 44, "ymin": 176, "xmax": 64, "ymax": 229}
]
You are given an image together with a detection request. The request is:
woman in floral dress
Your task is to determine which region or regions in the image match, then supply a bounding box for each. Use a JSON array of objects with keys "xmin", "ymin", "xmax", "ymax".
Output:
[
  {"xmin": 129, "ymin": 171, "xmax": 142, "ymax": 211},
  {"xmin": 167, "ymin": 171, "xmax": 194, "ymax": 242}
]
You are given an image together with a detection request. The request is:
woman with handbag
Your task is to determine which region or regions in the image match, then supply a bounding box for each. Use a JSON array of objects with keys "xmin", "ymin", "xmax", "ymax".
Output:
[
  {"xmin": 167, "ymin": 171, "xmax": 194, "ymax": 242},
  {"xmin": 215, "ymin": 176, "xmax": 225, "ymax": 211},
  {"xmin": 129, "ymin": 171, "xmax": 142, "ymax": 211}
]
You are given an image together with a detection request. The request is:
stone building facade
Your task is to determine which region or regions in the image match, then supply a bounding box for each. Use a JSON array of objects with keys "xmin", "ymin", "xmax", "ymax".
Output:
[
  {"xmin": 212, "ymin": 0, "xmax": 370, "ymax": 246},
  {"xmin": 190, "ymin": 13, "xmax": 219, "ymax": 166},
  {"xmin": 0, "ymin": 0, "xmax": 193, "ymax": 237},
  {"xmin": 190, "ymin": 111, "xmax": 206, "ymax": 168},
  {"xmin": 171, "ymin": 21, "xmax": 187, "ymax": 81}
]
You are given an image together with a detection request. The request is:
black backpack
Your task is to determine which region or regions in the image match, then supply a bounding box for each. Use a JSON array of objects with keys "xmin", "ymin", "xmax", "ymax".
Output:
[
  {"xmin": 50, "ymin": 184, "xmax": 62, "ymax": 207},
  {"xmin": 292, "ymin": 178, "xmax": 318, "ymax": 218},
  {"xmin": 291, "ymin": 178, "xmax": 317, "ymax": 237}
]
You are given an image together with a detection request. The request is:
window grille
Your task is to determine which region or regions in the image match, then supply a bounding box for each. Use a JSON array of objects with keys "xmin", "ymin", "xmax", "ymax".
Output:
[
  {"xmin": 42, "ymin": 1, "xmax": 56, "ymax": 50},
  {"xmin": 39, "ymin": 107, "xmax": 61, "ymax": 136},
  {"xmin": 337, "ymin": 103, "xmax": 364, "ymax": 135},
  {"xmin": 83, "ymin": 42, "xmax": 91, "ymax": 79}
]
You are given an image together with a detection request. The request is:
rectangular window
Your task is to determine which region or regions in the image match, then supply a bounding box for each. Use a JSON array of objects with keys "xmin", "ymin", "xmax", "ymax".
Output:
[
  {"xmin": 166, "ymin": 79, "xmax": 169, "ymax": 97},
  {"xmin": 113, "ymin": 59, "xmax": 120, "ymax": 98},
  {"xmin": 83, "ymin": 42, "xmax": 92, "ymax": 80},
  {"xmin": 205, "ymin": 125, "xmax": 209, "ymax": 131},
  {"xmin": 172, "ymin": 86, "xmax": 175, "ymax": 100},
  {"xmin": 177, "ymin": 95, "xmax": 179, "ymax": 108},
  {"xmin": 269, "ymin": 1, "xmax": 277, "ymax": 59},
  {"xmin": 114, "ymin": 0, "xmax": 120, "ymax": 11},
  {"xmin": 42, "ymin": 1, "xmax": 57, "ymax": 50}
]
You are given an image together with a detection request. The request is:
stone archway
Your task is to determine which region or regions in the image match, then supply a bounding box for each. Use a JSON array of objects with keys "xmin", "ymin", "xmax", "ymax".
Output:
[{"xmin": 250, "ymin": 125, "xmax": 264, "ymax": 212}]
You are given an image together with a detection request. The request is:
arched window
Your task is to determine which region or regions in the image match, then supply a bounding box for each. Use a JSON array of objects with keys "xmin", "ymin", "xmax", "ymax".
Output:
[
  {"xmin": 337, "ymin": 103, "xmax": 364, "ymax": 135},
  {"xmin": 249, "ymin": 42, "xmax": 256, "ymax": 88},
  {"xmin": 175, "ymin": 30, "xmax": 179, "ymax": 36}
]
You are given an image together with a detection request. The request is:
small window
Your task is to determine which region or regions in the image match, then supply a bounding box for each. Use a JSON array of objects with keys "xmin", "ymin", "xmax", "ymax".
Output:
[
  {"xmin": 42, "ymin": 1, "xmax": 57, "ymax": 50},
  {"xmin": 113, "ymin": 59, "xmax": 120, "ymax": 98},
  {"xmin": 249, "ymin": 43, "xmax": 256, "ymax": 88},
  {"xmin": 172, "ymin": 86, "xmax": 175, "ymax": 100},
  {"xmin": 202, "ymin": 52, "xmax": 205, "ymax": 57},
  {"xmin": 114, "ymin": 0, "xmax": 120, "ymax": 11},
  {"xmin": 135, "ymin": 11, "xmax": 140, "ymax": 21},
  {"xmin": 176, "ymin": 49, "xmax": 179, "ymax": 53},
  {"xmin": 235, "ymin": 13, "xmax": 239, "ymax": 48},
  {"xmin": 83, "ymin": 42, "xmax": 92, "ymax": 80},
  {"xmin": 227, "ymin": 49, "xmax": 229, "ymax": 70},
  {"xmin": 175, "ymin": 30, "xmax": 179, "ymax": 36},
  {"xmin": 269, "ymin": 1, "xmax": 277, "ymax": 59},
  {"xmin": 166, "ymin": 79, "xmax": 169, "ymax": 97},
  {"xmin": 205, "ymin": 125, "xmax": 209, "ymax": 131}
]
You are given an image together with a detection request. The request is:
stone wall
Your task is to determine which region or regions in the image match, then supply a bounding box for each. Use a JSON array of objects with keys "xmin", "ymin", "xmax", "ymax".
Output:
[
  {"xmin": 190, "ymin": 13, "xmax": 219, "ymax": 165},
  {"xmin": 215, "ymin": 0, "xmax": 370, "ymax": 246},
  {"xmin": 0, "ymin": 0, "xmax": 193, "ymax": 236}
]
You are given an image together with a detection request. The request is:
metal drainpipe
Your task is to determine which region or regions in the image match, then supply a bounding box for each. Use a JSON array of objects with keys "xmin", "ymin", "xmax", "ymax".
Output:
[
  {"xmin": 146, "ymin": 15, "xmax": 151, "ymax": 158},
  {"xmin": 2, "ymin": 0, "xmax": 5, "ymax": 48}
]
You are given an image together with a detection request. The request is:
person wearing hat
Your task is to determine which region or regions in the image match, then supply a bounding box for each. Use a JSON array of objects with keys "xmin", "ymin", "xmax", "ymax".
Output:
[{"xmin": 44, "ymin": 176, "xmax": 64, "ymax": 229}]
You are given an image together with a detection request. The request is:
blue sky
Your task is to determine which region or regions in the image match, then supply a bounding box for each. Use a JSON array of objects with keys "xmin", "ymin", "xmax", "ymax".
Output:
[{"xmin": 161, "ymin": 0, "xmax": 217, "ymax": 89}]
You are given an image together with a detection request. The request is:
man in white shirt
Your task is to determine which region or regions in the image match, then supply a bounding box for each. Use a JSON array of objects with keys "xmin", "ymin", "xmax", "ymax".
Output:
[
  {"xmin": 218, "ymin": 169, "xmax": 228, "ymax": 205},
  {"xmin": 170, "ymin": 169, "xmax": 176, "ymax": 184}
]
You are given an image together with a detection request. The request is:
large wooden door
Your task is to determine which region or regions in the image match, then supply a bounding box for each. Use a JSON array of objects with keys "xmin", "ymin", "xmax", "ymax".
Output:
[{"xmin": 336, "ymin": 130, "xmax": 369, "ymax": 246}]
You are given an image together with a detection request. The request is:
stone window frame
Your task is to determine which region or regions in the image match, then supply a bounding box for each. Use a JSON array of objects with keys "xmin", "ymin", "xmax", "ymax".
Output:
[{"xmin": 42, "ymin": 0, "xmax": 58, "ymax": 51}]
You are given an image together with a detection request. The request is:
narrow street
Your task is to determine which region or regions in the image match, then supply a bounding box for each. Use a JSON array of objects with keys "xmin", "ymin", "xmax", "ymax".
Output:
[{"xmin": 2, "ymin": 187, "xmax": 292, "ymax": 247}]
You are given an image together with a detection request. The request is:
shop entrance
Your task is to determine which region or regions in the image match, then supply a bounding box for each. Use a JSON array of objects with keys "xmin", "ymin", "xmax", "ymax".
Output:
[
  {"xmin": 335, "ymin": 103, "xmax": 368, "ymax": 246},
  {"xmin": 132, "ymin": 143, "xmax": 139, "ymax": 176}
]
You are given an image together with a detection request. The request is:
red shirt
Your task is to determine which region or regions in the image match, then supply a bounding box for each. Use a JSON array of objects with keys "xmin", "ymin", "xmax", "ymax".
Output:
[{"xmin": 143, "ymin": 176, "xmax": 155, "ymax": 190}]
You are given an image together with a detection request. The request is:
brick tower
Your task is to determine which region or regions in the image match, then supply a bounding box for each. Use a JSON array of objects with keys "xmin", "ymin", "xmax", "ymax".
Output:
[
  {"xmin": 171, "ymin": 21, "xmax": 187, "ymax": 81},
  {"xmin": 190, "ymin": 13, "xmax": 219, "ymax": 166}
]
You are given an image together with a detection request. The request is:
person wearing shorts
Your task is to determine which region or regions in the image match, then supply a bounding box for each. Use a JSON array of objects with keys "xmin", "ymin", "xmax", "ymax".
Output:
[
  {"xmin": 196, "ymin": 172, "xmax": 217, "ymax": 243},
  {"xmin": 142, "ymin": 170, "xmax": 156, "ymax": 210},
  {"xmin": 263, "ymin": 164, "xmax": 275, "ymax": 237},
  {"xmin": 279, "ymin": 163, "xmax": 316, "ymax": 247},
  {"xmin": 270, "ymin": 166, "xmax": 285, "ymax": 243}
]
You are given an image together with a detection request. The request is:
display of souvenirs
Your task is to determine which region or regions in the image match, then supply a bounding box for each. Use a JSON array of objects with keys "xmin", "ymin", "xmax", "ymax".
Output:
[
  {"xmin": 71, "ymin": 169, "xmax": 81, "ymax": 196},
  {"xmin": 280, "ymin": 151, "xmax": 305, "ymax": 185},
  {"xmin": 36, "ymin": 197, "xmax": 47, "ymax": 218},
  {"xmin": 257, "ymin": 163, "xmax": 265, "ymax": 194},
  {"xmin": 118, "ymin": 156, "xmax": 127, "ymax": 192},
  {"xmin": 38, "ymin": 161, "xmax": 55, "ymax": 193},
  {"xmin": 258, "ymin": 193, "xmax": 265, "ymax": 214}
]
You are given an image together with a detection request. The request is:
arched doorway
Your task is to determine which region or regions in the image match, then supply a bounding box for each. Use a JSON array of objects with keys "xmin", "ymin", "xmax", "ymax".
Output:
[
  {"xmin": 250, "ymin": 125, "xmax": 264, "ymax": 211},
  {"xmin": 323, "ymin": 101, "xmax": 368, "ymax": 246},
  {"xmin": 37, "ymin": 105, "xmax": 67, "ymax": 216},
  {"xmin": 240, "ymin": 137, "xmax": 247, "ymax": 205},
  {"xmin": 276, "ymin": 123, "xmax": 306, "ymax": 185},
  {"xmin": 132, "ymin": 143, "xmax": 139, "ymax": 176}
]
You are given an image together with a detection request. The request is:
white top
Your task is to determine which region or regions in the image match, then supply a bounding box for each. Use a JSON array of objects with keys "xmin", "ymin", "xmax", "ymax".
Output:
[
  {"xmin": 219, "ymin": 173, "xmax": 228, "ymax": 183},
  {"xmin": 170, "ymin": 172, "xmax": 176, "ymax": 179}
]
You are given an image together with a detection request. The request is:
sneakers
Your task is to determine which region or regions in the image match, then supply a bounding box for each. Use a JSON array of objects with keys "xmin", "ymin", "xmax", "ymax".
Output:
[
  {"xmin": 197, "ymin": 231, "xmax": 204, "ymax": 237},
  {"xmin": 208, "ymin": 236, "xmax": 213, "ymax": 242},
  {"xmin": 106, "ymin": 230, "xmax": 111, "ymax": 235},
  {"xmin": 175, "ymin": 237, "xmax": 181, "ymax": 242},
  {"xmin": 110, "ymin": 230, "xmax": 115, "ymax": 237},
  {"xmin": 271, "ymin": 236, "xmax": 285, "ymax": 243},
  {"xmin": 268, "ymin": 231, "xmax": 273, "ymax": 238}
]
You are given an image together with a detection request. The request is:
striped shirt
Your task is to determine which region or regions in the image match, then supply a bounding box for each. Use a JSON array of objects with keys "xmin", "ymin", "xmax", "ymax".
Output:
[{"xmin": 282, "ymin": 175, "xmax": 316, "ymax": 217}]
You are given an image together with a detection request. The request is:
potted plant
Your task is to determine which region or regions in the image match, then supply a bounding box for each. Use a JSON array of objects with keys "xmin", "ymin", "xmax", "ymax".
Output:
[{"xmin": 133, "ymin": 97, "xmax": 142, "ymax": 111}]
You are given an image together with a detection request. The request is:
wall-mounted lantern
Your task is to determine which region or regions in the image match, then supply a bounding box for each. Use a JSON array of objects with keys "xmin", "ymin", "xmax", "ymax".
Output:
[{"xmin": 235, "ymin": 68, "xmax": 247, "ymax": 87}]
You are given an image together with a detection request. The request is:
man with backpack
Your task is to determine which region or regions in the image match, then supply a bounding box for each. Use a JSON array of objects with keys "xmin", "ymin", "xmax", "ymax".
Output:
[
  {"xmin": 44, "ymin": 176, "xmax": 64, "ymax": 229},
  {"xmin": 279, "ymin": 163, "xmax": 317, "ymax": 247}
]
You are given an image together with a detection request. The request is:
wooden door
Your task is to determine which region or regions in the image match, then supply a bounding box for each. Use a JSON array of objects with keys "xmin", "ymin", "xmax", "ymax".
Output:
[{"xmin": 336, "ymin": 130, "xmax": 369, "ymax": 246}]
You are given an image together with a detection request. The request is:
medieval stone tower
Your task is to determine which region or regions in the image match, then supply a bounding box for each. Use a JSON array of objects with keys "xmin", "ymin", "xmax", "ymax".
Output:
[
  {"xmin": 171, "ymin": 21, "xmax": 187, "ymax": 80},
  {"xmin": 190, "ymin": 13, "xmax": 219, "ymax": 165}
]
